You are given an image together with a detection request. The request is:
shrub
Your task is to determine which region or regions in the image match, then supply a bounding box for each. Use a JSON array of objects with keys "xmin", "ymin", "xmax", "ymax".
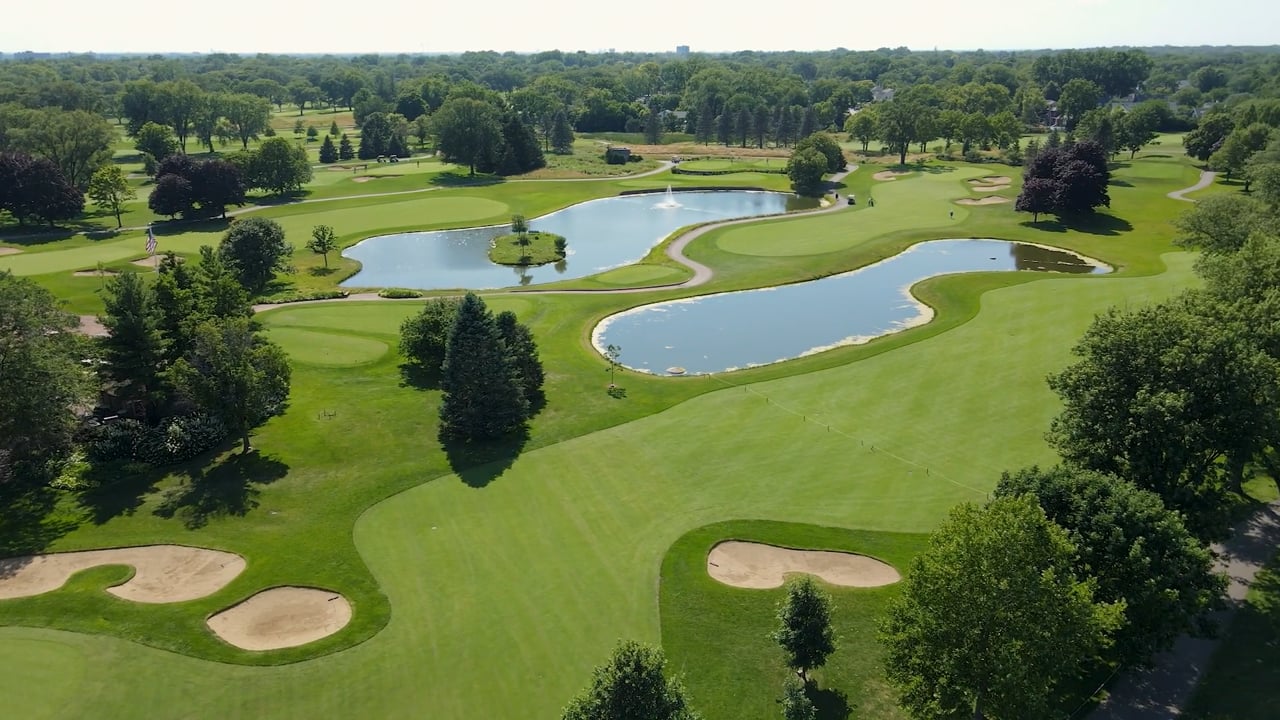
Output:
[{"xmin": 379, "ymin": 288, "xmax": 424, "ymax": 299}]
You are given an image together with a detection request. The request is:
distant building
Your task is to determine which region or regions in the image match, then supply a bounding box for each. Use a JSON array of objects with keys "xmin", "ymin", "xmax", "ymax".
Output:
[
  {"xmin": 676, "ymin": 45, "xmax": 690, "ymax": 57},
  {"xmin": 870, "ymin": 85, "xmax": 895, "ymax": 102},
  {"xmin": 605, "ymin": 146, "xmax": 631, "ymax": 164}
]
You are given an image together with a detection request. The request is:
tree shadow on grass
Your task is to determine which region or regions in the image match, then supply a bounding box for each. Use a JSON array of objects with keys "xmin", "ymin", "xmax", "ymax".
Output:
[
  {"xmin": 0, "ymin": 483, "xmax": 79, "ymax": 559},
  {"xmin": 1019, "ymin": 212, "xmax": 1133, "ymax": 236},
  {"xmin": 430, "ymin": 172, "xmax": 504, "ymax": 187},
  {"xmin": 399, "ymin": 362, "xmax": 442, "ymax": 391},
  {"xmin": 154, "ymin": 451, "xmax": 289, "ymax": 529},
  {"xmin": 441, "ymin": 425, "xmax": 530, "ymax": 489},
  {"xmin": 77, "ymin": 461, "xmax": 166, "ymax": 525},
  {"xmin": 808, "ymin": 683, "xmax": 852, "ymax": 720}
]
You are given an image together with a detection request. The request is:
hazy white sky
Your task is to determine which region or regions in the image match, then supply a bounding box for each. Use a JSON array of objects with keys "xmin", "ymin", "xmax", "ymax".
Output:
[{"xmin": 4, "ymin": 0, "xmax": 1277, "ymax": 55}]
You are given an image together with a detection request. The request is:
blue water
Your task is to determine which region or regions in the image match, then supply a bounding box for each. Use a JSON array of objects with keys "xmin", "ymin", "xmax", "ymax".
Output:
[
  {"xmin": 594, "ymin": 239, "xmax": 1110, "ymax": 375},
  {"xmin": 341, "ymin": 190, "xmax": 798, "ymax": 290}
]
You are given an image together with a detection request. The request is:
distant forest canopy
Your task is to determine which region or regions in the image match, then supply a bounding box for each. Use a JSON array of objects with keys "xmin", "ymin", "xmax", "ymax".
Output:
[{"xmin": 2, "ymin": 46, "xmax": 1279, "ymax": 136}]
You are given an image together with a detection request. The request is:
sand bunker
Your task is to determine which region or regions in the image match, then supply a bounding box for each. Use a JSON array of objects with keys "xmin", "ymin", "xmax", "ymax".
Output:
[
  {"xmin": 352, "ymin": 175, "xmax": 399, "ymax": 183},
  {"xmin": 72, "ymin": 269, "xmax": 119, "ymax": 277},
  {"xmin": 968, "ymin": 176, "xmax": 1012, "ymax": 186},
  {"xmin": 873, "ymin": 170, "xmax": 912, "ymax": 181},
  {"xmin": 207, "ymin": 586, "xmax": 352, "ymax": 651},
  {"xmin": 707, "ymin": 541, "xmax": 901, "ymax": 589},
  {"xmin": 955, "ymin": 196, "xmax": 1011, "ymax": 206},
  {"xmin": 0, "ymin": 247, "xmax": 21, "ymax": 256},
  {"xmin": 0, "ymin": 545, "xmax": 245, "ymax": 603}
]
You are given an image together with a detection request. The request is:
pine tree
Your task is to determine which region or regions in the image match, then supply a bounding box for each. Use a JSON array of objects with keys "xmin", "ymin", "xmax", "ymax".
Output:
[
  {"xmin": 338, "ymin": 133, "xmax": 355, "ymax": 160},
  {"xmin": 736, "ymin": 107, "xmax": 752, "ymax": 148},
  {"xmin": 329, "ymin": 120, "xmax": 340, "ymax": 136},
  {"xmin": 98, "ymin": 271, "xmax": 167, "ymax": 416},
  {"xmin": 439, "ymin": 293, "xmax": 529, "ymax": 442},
  {"xmin": 495, "ymin": 311, "xmax": 544, "ymax": 406},
  {"xmin": 696, "ymin": 100, "xmax": 715, "ymax": 145},
  {"xmin": 551, "ymin": 109, "xmax": 575, "ymax": 154},
  {"xmin": 753, "ymin": 105, "xmax": 770, "ymax": 149},
  {"xmin": 799, "ymin": 105, "xmax": 817, "ymax": 140},
  {"xmin": 319, "ymin": 134, "xmax": 338, "ymax": 163},
  {"xmin": 774, "ymin": 105, "xmax": 794, "ymax": 148},
  {"xmin": 716, "ymin": 113, "xmax": 731, "ymax": 146},
  {"xmin": 644, "ymin": 102, "xmax": 662, "ymax": 145}
]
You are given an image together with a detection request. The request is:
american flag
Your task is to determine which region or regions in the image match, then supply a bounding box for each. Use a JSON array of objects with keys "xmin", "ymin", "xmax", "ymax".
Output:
[{"xmin": 145, "ymin": 226, "xmax": 157, "ymax": 255}]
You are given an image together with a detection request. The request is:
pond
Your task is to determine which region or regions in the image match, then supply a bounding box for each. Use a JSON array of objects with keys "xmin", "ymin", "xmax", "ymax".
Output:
[
  {"xmin": 341, "ymin": 190, "xmax": 811, "ymax": 290},
  {"xmin": 593, "ymin": 239, "xmax": 1110, "ymax": 376}
]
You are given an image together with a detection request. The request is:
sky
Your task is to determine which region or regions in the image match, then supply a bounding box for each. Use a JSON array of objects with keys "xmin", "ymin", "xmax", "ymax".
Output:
[{"xmin": 4, "ymin": 0, "xmax": 1278, "ymax": 55}]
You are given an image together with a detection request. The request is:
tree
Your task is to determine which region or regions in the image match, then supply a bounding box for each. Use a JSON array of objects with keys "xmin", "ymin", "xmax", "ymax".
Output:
[
  {"xmin": 1183, "ymin": 113, "xmax": 1234, "ymax": 162},
  {"xmin": 995, "ymin": 466, "xmax": 1226, "ymax": 668},
  {"xmin": 223, "ymin": 93, "xmax": 272, "ymax": 150},
  {"xmin": 164, "ymin": 317, "xmax": 290, "ymax": 454},
  {"xmin": 604, "ymin": 344, "xmax": 622, "ymax": 387},
  {"xmin": 98, "ymin": 271, "xmax": 167, "ymax": 416},
  {"xmin": 551, "ymin": 108, "xmax": 575, "ymax": 154},
  {"xmin": 772, "ymin": 576, "xmax": 836, "ymax": 683},
  {"xmin": 433, "ymin": 98, "xmax": 502, "ymax": 175},
  {"xmin": 1048, "ymin": 298, "xmax": 1280, "ymax": 539},
  {"xmin": 310, "ymin": 133, "xmax": 334, "ymax": 164},
  {"xmin": 794, "ymin": 133, "xmax": 845, "ymax": 173},
  {"xmin": 695, "ymin": 101, "xmax": 715, "ymax": 145},
  {"xmin": 0, "ymin": 271, "xmax": 88, "ymax": 475},
  {"xmin": 1117, "ymin": 106, "xmax": 1161, "ymax": 159},
  {"xmin": 877, "ymin": 99, "xmax": 921, "ymax": 165},
  {"xmin": 561, "ymin": 640, "xmax": 702, "ymax": 720},
  {"xmin": 3, "ymin": 155, "xmax": 84, "ymax": 227},
  {"xmin": 786, "ymin": 148, "xmax": 828, "ymax": 197},
  {"xmin": 329, "ymin": 120, "xmax": 340, "ymax": 137},
  {"xmin": 489, "ymin": 113, "xmax": 545, "ymax": 175},
  {"xmin": 881, "ymin": 497, "xmax": 1119, "ymax": 720},
  {"xmin": 439, "ymin": 293, "xmax": 528, "ymax": 442},
  {"xmin": 338, "ymin": 133, "xmax": 355, "ymax": 161},
  {"xmin": 307, "ymin": 224, "xmax": 338, "ymax": 269},
  {"xmin": 287, "ymin": 79, "xmax": 319, "ymax": 116},
  {"xmin": 218, "ymin": 217, "xmax": 292, "ymax": 294},
  {"xmin": 1209, "ymin": 123, "xmax": 1275, "ymax": 183},
  {"xmin": 189, "ymin": 159, "xmax": 246, "ymax": 219},
  {"xmin": 1015, "ymin": 177, "xmax": 1058, "ymax": 222},
  {"xmin": 152, "ymin": 253, "xmax": 201, "ymax": 364},
  {"xmin": 156, "ymin": 80, "xmax": 203, "ymax": 153},
  {"xmin": 844, "ymin": 110, "xmax": 876, "ymax": 152},
  {"xmin": 399, "ymin": 297, "xmax": 462, "ymax": 374},
  {"xmin": 194, "ymin": 245, "xmax": 251, "ymax": 321},
  {"xmin": 779, "ymin": 675, "xmax": 817, "ymax": 720},
  {"xmin": 87, "ymin": 164, "xmax": 132, "ymax": 228},
  {"xmin": 495, "ymin": 310, "xmax": 545, "ymax": 406},
  {"xmin": 645, "ymin": 101, "xmax": 662, "ymax": 145},
  {"xmin": 245, "ymin": 137, "xmax": 312, "ymax": 195},
  {"xmin": 149, "ymin": 173, "xmax": 193, "ymax": 219},
  {"xmin": 10, "ymin": 108, "xmax": 115, "ymax": 188},
  {"xmin": 1173, "ymin": 194, "xmax": 1269, "ymax": 254},
  {"xmin": 133, "ymin": 122, "xmax": 180, "ymax": 170},
  {"xmin": 1056, "ymin": 79, "xmax": 1103, "ymax": 129}
]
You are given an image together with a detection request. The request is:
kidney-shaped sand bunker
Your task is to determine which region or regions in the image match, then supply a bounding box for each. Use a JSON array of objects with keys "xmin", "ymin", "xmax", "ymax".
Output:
[
  {"xmin": 207, "ymin": 586, "xmax": 352, "ymax": 651},
  {"xmin": 707, "ymin": 541, "xmax": 901, "ymax": 589},
  {"xmin": 0, "ymin": 545, "xmax": 245, "ymax": 603}
]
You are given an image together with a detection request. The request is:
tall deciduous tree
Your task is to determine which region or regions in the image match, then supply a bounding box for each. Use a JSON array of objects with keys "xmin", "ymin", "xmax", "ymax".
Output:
[
  {"xmin": 217, "ymin": 217, "xmax": 292, "ymax": 294},
  {"xmin": 98, "ymin": 271, "xmax": 167, "ymax": 415},
  {"xmin": 1173, "ymin": 194, "xmax": 1269, "ymax": 254},
  {"xmin": 165, "ymin": 317, "xmax": 291, "ymax": 454},
  {"xmin": 439, "ymin": 293, "xmax": 528, "ymax": 442},
  {"xmin": 1048, "ymin": 298, "xmax": 1280, "ymax": 539},
  {"xmin": 0, "ymin": 154, "xmax": 83, "ymax": 227},
  {"xmin": 877, "ymin": 99, "xmax": 921, "ymax": 165},
  {"xmin": 1056, "ymin": 78, "xmax": 1103, "ymax": 129},
  {"xmin": 773, "ymin": 576, "xmax": 837, "ymax": 682},
  {"xmin": 881, "ymin": 497, "xmax": 1119, "ymax": 720},
  {"xmin": 0, "ymin": 271, "xmax": 88, "ymax": 476},
  {"xmin": 433, "ymin": 98, "xmax": 502, "ymax": 175},
  {"xmin": 10, "ymin": 108, "xmax": 115, "ymax": 188},
  {"xmin": 87, "ymin": 164, "xmax": 132, "ymax": 228},
  {"xmin": 223, "ymin": 93, "xmax": 272, "ymax": 150},
  {"xmin": 245, "ymin": 137, "xmax": 312, "ymax": 195},
  {"xmin": 561, "ymin": 640, "xmax": 702, "ymax": 720},
  {"xmin": 786, "ymin": 147, "xmax": 828, "ymax": 197},
  {"xmin": 996, "ymin": 466, "xmax": 1226, "ymax": 667}
]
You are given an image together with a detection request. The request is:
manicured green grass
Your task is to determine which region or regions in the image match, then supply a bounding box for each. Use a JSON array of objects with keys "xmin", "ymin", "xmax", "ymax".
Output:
[
  {"xmin": 0, "ymin": 151, "xmax": 1218, "ymax": 718},
  {"xmin": 1186, "ymin": 551, "xmax": 1280, "ymax": 719},
  {"xmin": 661, "ymin": 521, "xmax": 927, "ymax": 720},
  {"xmin": 589, "ymin": 264, "xmax": 688, "ymax": 286}
]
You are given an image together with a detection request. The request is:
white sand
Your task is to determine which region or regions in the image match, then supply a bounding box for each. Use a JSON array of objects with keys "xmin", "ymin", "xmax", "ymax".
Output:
[
  {"xmin": 0, "ymin": 247, "xmax": 21, "ymax": 256},
  {"xmin": 955, "ymin": 196, "xmax": 1011, "ymax": 206},
  {"xmin": 0, "ymin": 545, "xmax": 245, "ymax": 603},
  {"xmin": 207, "ymin": 586, "xmax": 352, "ymax": 651},
  {"xmin": 872, "ymin": 170, "xmax": 911, "ymax": 181},
  {"xmin": 72, "ymin": 269, "xmax": 119, "ymax": 277},
  {"xmin": 707, "ymin": 541, "xmax": 901, "ymax": 589}
]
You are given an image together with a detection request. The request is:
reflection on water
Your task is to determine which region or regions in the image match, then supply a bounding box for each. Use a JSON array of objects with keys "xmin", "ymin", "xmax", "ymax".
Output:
[
  {"xmin": 594, "ymin": 239, "xmax": 1109, "ymax": 375},
  {"xmin": 342, "ymin": 190, "xmax": 794, "ymax": 290}
]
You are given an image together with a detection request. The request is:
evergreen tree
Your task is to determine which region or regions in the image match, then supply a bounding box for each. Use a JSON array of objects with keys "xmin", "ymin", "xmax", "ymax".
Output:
[
  {"xmin": 153, "ymin": 253, "xmax": 200, "ymax": 364},
  {"xmin": 491, "ymin": 113, "xmax": 545, "ymax": 175},
  {"xmin": 551, "ymin": 109, "xmax": 575, "ymax": 154},
  {"xmin": 98, "ymin": 271, "xmax": 167, "ymax": 416},
  {"xmin": 753, "ymin": 105, "xmax": 770, "ymax": 149},
  {"xmin": 495, "ymin": 310, "xmax": 545, "ymax": 406},
  {"xmin": 329, "ymin": 120, "xmax": 340, "ymax": 136},
  {"xmin": 774, "ymin": 105, "xmax": 794, "ymax": 147},
  {"xmin": 439, "ymin": 293, "xmax": 529, "ymax": 442},
  {"xmin": 338, "ymin": 133, "xmax": 355, "ymax": 160},
  {"xmin": 319, "ymin": 134, "xmax": 337, "ymax": 163},
  {"xmin": 695, "ymin": 100, "xmax": 715, "ymax": 145},
  {"xmin": 736, "ymin": 107, "xmax": 752, "ymax": 148},
  {"xmin": 644, "ymin": 101, "xmax": 662, "ymax": 145},
  {"xmin": 799, "ymin": 105, "xmax": 817, "ymax": 139},
  {"xmin": 716, "ymin": 113, "xmax": 731, "ymax": 146}
]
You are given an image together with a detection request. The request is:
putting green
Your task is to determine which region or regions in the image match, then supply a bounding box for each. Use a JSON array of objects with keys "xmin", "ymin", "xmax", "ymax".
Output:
[
  {"xmin": 590, "ymin": 264, "xmax": 686, "ymax": 286},
  {"xmin": 267, "ymin": 327, "xmax": 389, "ymax": 366},
  {"xmin": 716, "ymin": 167, "xmax": 985, "ymax": 257},
  {"xmin": 677, "ymin": 158, "xmax": 785, "ymax": 172},
  {"xmin": 0, "ymin": 239, "xmax": 146, "ymax": 276},
  {"xmin": 260, "ymin": 297, "xmax": 534, "ymax": 336},
  {"xmin": 0, "ymin": 634, "xmax": 87, "ymax": 719}
]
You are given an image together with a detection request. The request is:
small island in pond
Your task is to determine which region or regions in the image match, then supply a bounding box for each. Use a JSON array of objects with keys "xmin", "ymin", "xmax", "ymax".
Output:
[{"xmin": 488, "ymin": 230, "xmax": 567, "ymax": 266}]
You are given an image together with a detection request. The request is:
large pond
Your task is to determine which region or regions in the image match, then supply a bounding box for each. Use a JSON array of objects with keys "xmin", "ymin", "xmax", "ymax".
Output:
[
  {"xmin": 594, "ymin": 239, "xmax": 1110, "ymax": 375},
  {"xmin": 342, "ymin": 190, "xmax": 809, "ymax": 290}
]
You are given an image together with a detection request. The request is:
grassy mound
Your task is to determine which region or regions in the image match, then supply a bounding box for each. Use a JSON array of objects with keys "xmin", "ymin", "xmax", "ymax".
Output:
[{"xmin": 488, "ymin": 231, "xmax": 566, "ymax": 266}]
